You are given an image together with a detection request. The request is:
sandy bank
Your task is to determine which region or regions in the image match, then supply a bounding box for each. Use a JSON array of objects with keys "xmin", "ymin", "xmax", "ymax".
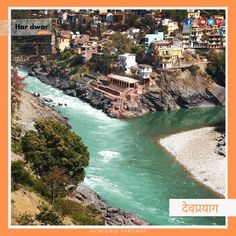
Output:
[{"xmin": 159, "ymin": 127, "xmax": 226, "ymax": 197}]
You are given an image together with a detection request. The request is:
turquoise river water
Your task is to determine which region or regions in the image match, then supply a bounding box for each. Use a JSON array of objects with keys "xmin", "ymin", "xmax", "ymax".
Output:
[{"xmin": 20, "ymin": 70, "xmax": 226, "ymax": 226}]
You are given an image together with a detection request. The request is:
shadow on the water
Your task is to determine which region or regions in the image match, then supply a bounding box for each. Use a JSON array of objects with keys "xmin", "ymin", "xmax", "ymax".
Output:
[{"xmin": 128, "ymin": 106, "xmax": 225, "ymax": 138}]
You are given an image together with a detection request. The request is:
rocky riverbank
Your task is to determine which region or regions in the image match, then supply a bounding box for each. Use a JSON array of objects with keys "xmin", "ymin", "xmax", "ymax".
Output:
[
  {"xmin": 12, "ymin": 90, "xmax": 69, "ymax": 136},
  {"xmin": 159, "ymin": 127, "xmax": 226, "ymax": 197},
  {"xmin": 75, "ymin": 185, "xmax": 149, "ymax": 225},
  {"xmin": 22, "ymin": 60, "xmax": 114, "ymax": 116},
  {"xmin": 21, "ymin": 57, "xmax": 225, "ymax": 119}
]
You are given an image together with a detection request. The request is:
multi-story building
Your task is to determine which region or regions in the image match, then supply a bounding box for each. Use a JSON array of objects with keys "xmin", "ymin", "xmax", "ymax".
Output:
[
  {"xmin": 58, "ymin": 31, "xmax": 73, "ymax": 52},
  {"xmin": 78, "ymin": 41, "xmax": 98, "ymax": 63},
  {"xmin": 182, "ymin": 25, "xmax": 224, "ymax": 49},
  {"xmin": 167, "ymin": 21, "xmax": 179, "ymax": 36},
  {"xmin": 136, "ymin": 64, "xmax": 153, "ymax": 79},
  {"xmin": 182, "ymin": 24, "xmax": 191, "ymax": 48},
  {"xmin": 118, "ymin": 53, "xmax": 137, "ymax": 74},
  {"xmin": 157, "ymin": 46, "xmax": 183, "ymax": 69},
  {"xmin": 144, "ymin": 32, "xmax": 164, "ymax": 53},
  {"xmin": 150, "ymin": 39, "xmax": 183, "ymax": 69},
  {"xmin": 208, "ymin": 34, "xmax": 224, "ymax": 49}
]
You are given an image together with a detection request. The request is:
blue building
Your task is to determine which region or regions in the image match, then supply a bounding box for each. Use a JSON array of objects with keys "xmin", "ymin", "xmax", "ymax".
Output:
[{"xmin": 144, "ymin": 32, "xmax": 164, "ymax": 53}]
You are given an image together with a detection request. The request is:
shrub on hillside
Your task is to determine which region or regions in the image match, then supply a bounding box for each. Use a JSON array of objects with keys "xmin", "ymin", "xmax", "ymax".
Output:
[
  {"xmin": 188, "ymin": 65, "xmax": 200, "ymax": 76},
  {"xmin": 16, "ymin": 213, "xmax": 35, "ymax": 225},
  {"xmin": 206, "ymin": 50, "xmax": 225, "ymax": 86},
  {"xmin": 57, "ymin": 199, "xmax": 104, "ymax": 225},
  {"xmin": 11, "ymin": 161, "xmax": 34, "ymax": 191},
  {"xmin": 36, "ymin": 204, "xmax": 63, "ymax": 225}
]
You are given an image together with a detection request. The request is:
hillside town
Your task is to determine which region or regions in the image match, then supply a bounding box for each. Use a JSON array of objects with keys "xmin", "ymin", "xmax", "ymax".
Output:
[
  {"xmin": 12, "ymin": 9, "xmax": 226, "ymax": 118},
  {"xmin": 11, "ymin": 9, "xmax": 226, "ymax": 226}
]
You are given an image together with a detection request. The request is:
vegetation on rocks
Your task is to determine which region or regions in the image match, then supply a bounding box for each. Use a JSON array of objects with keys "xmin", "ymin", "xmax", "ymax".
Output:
[
  {"xmin": 16, "ymin": 213, "xmax": 35, "ymax": 225},
  {"xmin": 188, "ymin": 65, "xmax": 200, "ymax": 76},
  {"xmin": 57, "ymin": 199, "xmax": 104, "ymax": 225},
  {"xmin": 206, "ymin": 50, "xmax": 225, "ymax": 86}
]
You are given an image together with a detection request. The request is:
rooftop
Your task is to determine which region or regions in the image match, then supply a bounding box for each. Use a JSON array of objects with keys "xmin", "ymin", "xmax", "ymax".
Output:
[
  {"xmin": 119, "ymin": 53, "xmax": 136, "ymax": 57},
  {"xmin": 138, "ymin": 64, "xmax": 152, "ymax": 69},
  {"xmin": 154, "ymin": 40, "xmax": 171, "ymax": 45},
  {"xmin": 108, "ymin": 74, "xmax": 139, "ymax": 84}
]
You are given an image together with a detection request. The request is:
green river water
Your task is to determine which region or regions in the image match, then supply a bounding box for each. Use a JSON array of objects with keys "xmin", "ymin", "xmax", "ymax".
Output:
[{"xmin": 20, "ymin": 70, "xmax": 226, "ymax": 226}]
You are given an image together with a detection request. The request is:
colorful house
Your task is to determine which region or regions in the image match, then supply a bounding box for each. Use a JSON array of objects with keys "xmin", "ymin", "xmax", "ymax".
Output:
[
  {"xmin": 167, "ymin": 21, "xmax": 179, "ymax": 36},
  {"xmin": 157, "ymin": 47, "xmax": 183, "ymax": 69},
  {"xmin": 58, "ymin": 31, "xmax": 73, "ymax": 52},
  {"xmin": 144, "ymin": 32, "xmax": 164, "ymax": 53},
  {"xmin": 78, "ymin": 41, "xmax": 98, "ymax": 63},
  {"xmin": 182, "ymin": 24, "xmax": 192, "ymax": 48}
]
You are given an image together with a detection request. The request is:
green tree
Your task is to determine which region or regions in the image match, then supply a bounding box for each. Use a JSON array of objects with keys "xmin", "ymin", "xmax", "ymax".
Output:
[
  {"xmin": 95, "ymin": 32, "xmax": 134, "ymax": 73},
  {"xmin": 162, "ymin": 10, "xmax": 187, "ymax": 22},
  {"xmin": 108, "ymin": 32, "xmax": 133, "ymax": 54},
  {"xmin": 126, "ymin": 15, "xmax": 138, "ymax": 27},
  {"xmin": 201, "ymin": 34, "xmax": 209, "ymax": 42},
  {"xmin": 131, "ymin": 44, "xmax": 144, "ymax": 63},
  {"xmin": 21, "ymin": 119, "xmax": 89, "ymax": 182},
  {"xmin": 206, "ymin": 50, "xmax": 225, "ymax": 86},
  {"xmin": 11, "ymin": 10, "xmax": 30, "ymax": 19}
]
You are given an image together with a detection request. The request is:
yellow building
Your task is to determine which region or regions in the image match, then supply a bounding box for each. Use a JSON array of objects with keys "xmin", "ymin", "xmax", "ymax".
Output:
[
  {"xmin": 167, "ymin": 21, "xmax": 179, "ymax": 36},
  {"xmin": 158, "ymin": 47, "xmax": 183, "ymax": 58},
  {"xmin": 58, "ymin": 31, "xmax": 72, "ymax": 52},
  {"xmin": 58, "ymin": 38, "xmax": 70, "ymax": 52},
  {"xmin": 158, "ymin": 47, "xmax": 183, "ymax": 69},
  {"xmin": 187, "ymin": 10, "xmax": 200, "ymax": 19}
]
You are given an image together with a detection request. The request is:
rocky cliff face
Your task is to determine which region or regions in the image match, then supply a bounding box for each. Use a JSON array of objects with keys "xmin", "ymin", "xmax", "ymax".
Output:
[
  {"xmin": 23, "ymin": 59, "xmax": 225, "ymax": 119},
  {"xmin": 140, "ymin": 70, "xmax": 225, "ymax": 112}
]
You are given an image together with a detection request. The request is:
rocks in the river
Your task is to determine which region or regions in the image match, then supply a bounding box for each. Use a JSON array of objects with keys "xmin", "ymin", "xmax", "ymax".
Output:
[
  {"xmin": 43, "ymin": 97, "xmax": 53, "ymax": 103},
  {"xmin": 215, "ymin": 133, "xmax": 226, "ymax": 157},
  {"xmin": 33, "ymin": 92, "xmax": 40, "ymax": 97},
  {"xmin": 75, "ymin": 185, "xmax": 149, "ymax": 226}
]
